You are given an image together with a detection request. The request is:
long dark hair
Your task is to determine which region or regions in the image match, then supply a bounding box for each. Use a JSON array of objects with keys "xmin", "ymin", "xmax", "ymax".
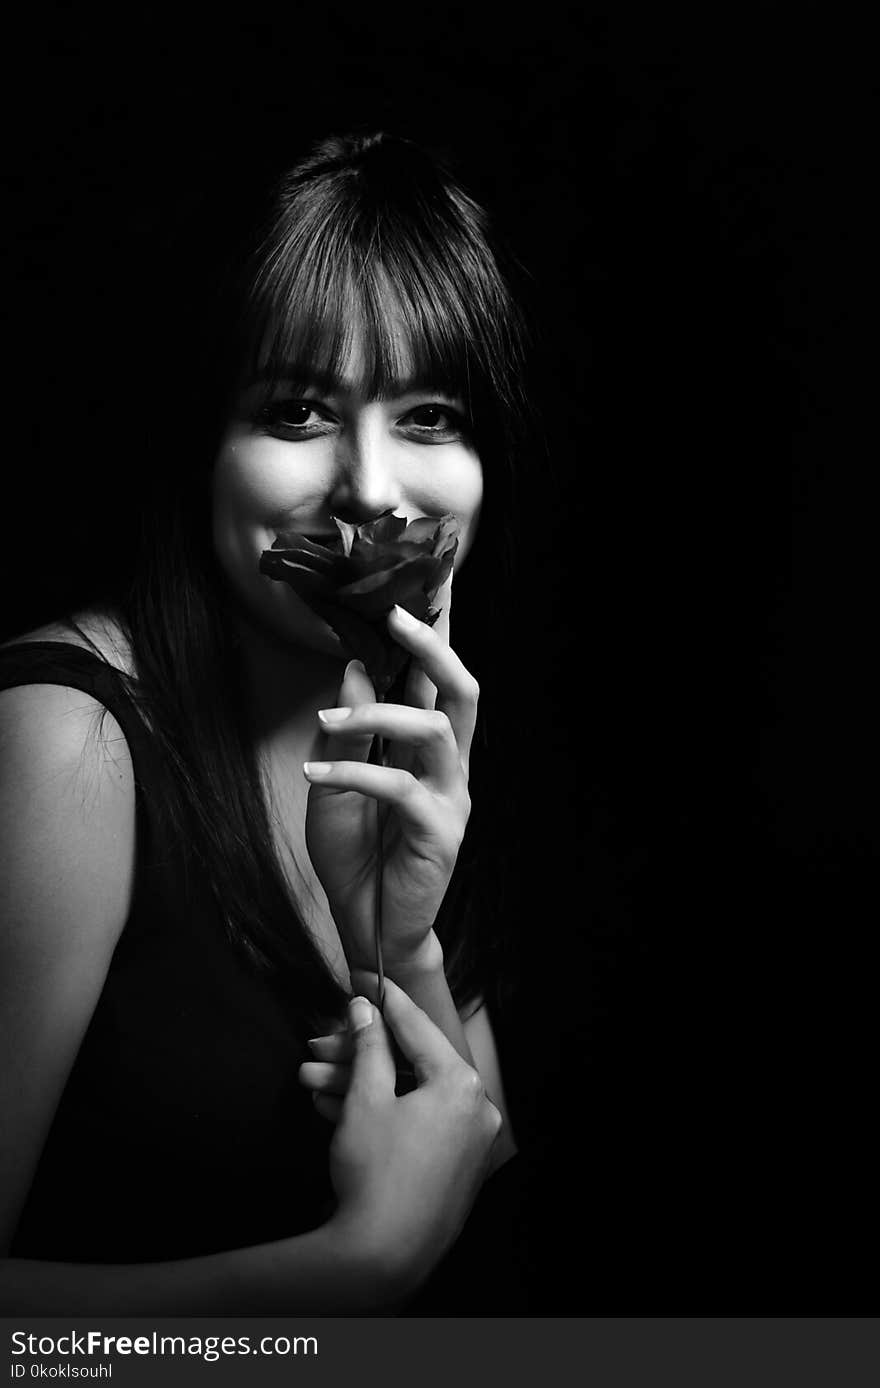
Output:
[{"xmin": 112, "ymin": 132, "xmax": 531, "ymax": 1023}]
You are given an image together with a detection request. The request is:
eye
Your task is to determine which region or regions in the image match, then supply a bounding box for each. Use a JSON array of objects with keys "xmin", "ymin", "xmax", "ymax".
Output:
[
  {"xmin": 272, "ymin": 401, "xmax": 319, "ymax": 428},
  {"xmin": 254, "ymin": 398, "xmax": 334, "ymax": 438},
  {"xmin": 399, "ymin": 403, "xmax": 468, "ymax": 440}
]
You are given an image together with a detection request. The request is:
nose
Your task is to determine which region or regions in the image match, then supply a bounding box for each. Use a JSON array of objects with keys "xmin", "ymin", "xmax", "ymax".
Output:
[{"xmin": 328, "ymin": 408, "xmax": 402, "ymax": 524}]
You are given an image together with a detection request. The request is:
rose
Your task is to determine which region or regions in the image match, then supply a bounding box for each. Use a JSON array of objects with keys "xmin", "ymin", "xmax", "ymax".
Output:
[{"xmin": 259, "ymin": 511, "xmax": 460, "ymax": 694}]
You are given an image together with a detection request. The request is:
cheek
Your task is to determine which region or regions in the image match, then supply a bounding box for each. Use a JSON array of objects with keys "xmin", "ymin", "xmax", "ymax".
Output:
[
  {"xmin": 211, "ymin": 436, "xmax": 317, "ymax": 564},
  {"xmin": 211, "ymin": 439, "xmax": 288, "ymax": 599},
  {"xmin": 212, "ymin": 438, "xmax": 296, "ymax": 520},
  {"xmin": 210, "ymin": 440, "xmax": 344, "ymax": 653},
  {"xmin": 446, "ymin": 454, "xmax": 484, "ymax": 565},
  {"xmin": 408, "ymin": 449, "xmax": 483, "ymax": 563}
]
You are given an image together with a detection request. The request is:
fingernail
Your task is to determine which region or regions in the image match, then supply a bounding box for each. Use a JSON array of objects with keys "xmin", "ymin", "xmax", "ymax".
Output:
[
  {"xmin": 344, "ymin": 659, "xmax": 367, "ymax": 677},
  {"xmin": 349, "ymin": 996, "xmax": 374, "ymax": 1032},
  {"xmin": 392, "ymin": 604, "xmax": 419, "ymax": 629},
  {"xmin": 303, "ymin": 761, "xmax": 332, "ymax": 778},
  {"xmin": 318, "ymin": 706, "xmax": 352, "ymax": 723}
]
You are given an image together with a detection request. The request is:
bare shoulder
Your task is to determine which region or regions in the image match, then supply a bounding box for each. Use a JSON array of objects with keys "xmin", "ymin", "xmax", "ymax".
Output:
[
  {"xmin": 0, "ymin": 605, "xmax": 135, "ymax": 678},
  {"xmin": 0, "ymin": 600, "xmax": 137, "ymax": 827}
]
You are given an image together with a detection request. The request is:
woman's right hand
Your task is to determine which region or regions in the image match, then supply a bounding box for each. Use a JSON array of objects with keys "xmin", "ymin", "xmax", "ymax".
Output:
[{"xmin": 327, "ymin": 977, "xmax": 501, "ymax": 1296}]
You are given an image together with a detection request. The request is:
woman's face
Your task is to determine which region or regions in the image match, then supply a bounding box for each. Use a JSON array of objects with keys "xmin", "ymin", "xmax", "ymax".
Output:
[{"xmin": 211, "ymin": 330, "xmax": 483, "ymax": 658}]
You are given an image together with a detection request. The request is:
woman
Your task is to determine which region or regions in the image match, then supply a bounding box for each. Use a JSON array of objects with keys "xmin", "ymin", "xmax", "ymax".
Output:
[{"xmin": 0, "ymin": 132, "xmax": 528, "ymax": 1312}]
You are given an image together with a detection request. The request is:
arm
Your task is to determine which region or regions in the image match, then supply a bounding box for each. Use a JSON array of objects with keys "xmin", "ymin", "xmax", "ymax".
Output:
[
  {"xmin": 314, "ymin": 942, "xmax": 517, "ymax": 1173},
  {"xmin": 377, "ymin": 946, "xmax": 518, "ymax": 1172},
  {"xmin": 0, "ymin": 687, "xmax": 378, "ymax": 1312},
  {"xmin": 0, "ymin": 683, "xmax": 136, "ymax": 1255},
  {"xmin": 0, "ymin": 685, "xmax": 497, "ymax": 1314},
  {"xmin": 0, "ymin": 1224, "xmax": 389, "ymax": 1315}
]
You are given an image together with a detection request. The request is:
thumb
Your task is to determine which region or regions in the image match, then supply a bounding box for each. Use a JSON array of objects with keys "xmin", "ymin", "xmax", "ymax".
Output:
[
  {"xmin": 377, "ymin": 977, "xmax": 462, "ymax": 1082},
  {"xmin": 345, "ymin": 995, "xmax": 396, "ymax": 1102}
]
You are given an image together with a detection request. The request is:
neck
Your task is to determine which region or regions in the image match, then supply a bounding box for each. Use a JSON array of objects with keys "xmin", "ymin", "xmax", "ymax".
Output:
[
  {"xmin": 229, "ymin": 605, "xmax": 350, "ymax": 976},
  {"xmin": 232, "ymin": 610, "xmax": 347, "ymax": 764}
]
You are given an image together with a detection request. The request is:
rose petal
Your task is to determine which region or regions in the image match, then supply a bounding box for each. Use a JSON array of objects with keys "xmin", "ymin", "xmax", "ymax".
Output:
[
  {"xmin": 265, "ymin": 553, "xmax": 342, "ymax": 583},
  {"xmin": 346, "ymin": 541, "xmax": 427, "ymax": 577},
  {"xmin": 352, "ymin": 512, "xmax": 408, "ymax": 546},
  {"xmin": 338, "ymin": 558, "xmax": 439, "ymax": 616},
  {"xmin": 430, "ymin": 516, "xmax": 460, "ymax": 557},
  {"xmin": 399, "ymin": 517, "xmax": 442, "ymax": 545},
  {"xmin": 270, "ymin": 531, "xmax": 341, "ymax": 561},
  {"xmin": 258, "ymin": 555, "xmax": 339, "ymax": 598},
  {"xmin": 341, "ymin": 554, "xmax": 437, "ymax": 594},
  {"xmin": 425, "ymin": 545, "xmax": 457, "ymax": 601}
]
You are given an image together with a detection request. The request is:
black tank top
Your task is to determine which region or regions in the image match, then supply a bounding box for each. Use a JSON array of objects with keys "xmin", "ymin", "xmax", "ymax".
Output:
[{"xmin": 1, "ymin": 641, "xmax": 337, "ymax": 1262}]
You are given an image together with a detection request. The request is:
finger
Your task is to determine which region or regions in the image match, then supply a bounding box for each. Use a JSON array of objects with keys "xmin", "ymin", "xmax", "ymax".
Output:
[
  {"xmin": 298, "ymin": 1060, "xmax": 351, "ymax": 1096},
  {"xmin": 404, "ymin": 574, "xmax": 452, "ymax": 711},
  {"xmin": 340, "ymin": 658, "xmax": 376, "ymax": 706},
  {"xmin": 388, "ymin": 605, "xmax": 478, "ymax": 767},
  {"xmin": 350, "ymin": 970, "xmax": 419, "ymax": 1084},
  {"xmin": 306, "ymin": 1031, "xmax": 354, "ymax": 1063},
  {"xmin": 378, "ymin": 976, "xmax": 465, "ymax": 1082},
  {"xmin": 432, "ymin": 574, "xmax": 452, "ymax": 645},
  {"xmin": 344, "ymin": 995, "xmax": 396, "ymax": 1104},
  {"xmin": 302, "ymin": 761, "xmax": 452, "ymax": 843},
  {"xmin": 318, "ymin": 702, "xmax": 463, "ymax": 794},
  {"xmin": 313, "ymin": 1093, "xmax": 344, "ymax": 1124},
  {"xmin": 318, "ymin": 659, "xmax": 375, "ymax": 765},
  {"xmin": 348, "ymin": 968, "xmax": 382, "ymax": 1005}
]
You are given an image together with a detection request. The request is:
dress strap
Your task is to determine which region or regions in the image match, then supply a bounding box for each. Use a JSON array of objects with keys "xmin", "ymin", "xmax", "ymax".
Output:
[{"xmin": 0, "ymin": 640, "xmax": 156, "ymax": 783}]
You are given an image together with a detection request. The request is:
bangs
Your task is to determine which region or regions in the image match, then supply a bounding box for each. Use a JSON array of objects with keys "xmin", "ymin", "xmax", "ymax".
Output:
[
  {"xmin": 236, "ymin": 165, "xmax": 525, "ymax": 425},
  {"xmin": 244, "ymin": 260, "xmax": 470, "ymax": 408}
]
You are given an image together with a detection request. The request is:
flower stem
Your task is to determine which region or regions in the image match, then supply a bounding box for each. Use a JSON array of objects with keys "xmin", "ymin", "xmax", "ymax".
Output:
[{"xmin": 374, "ymin": 718, "xmax": 387, "ymax": 1014}]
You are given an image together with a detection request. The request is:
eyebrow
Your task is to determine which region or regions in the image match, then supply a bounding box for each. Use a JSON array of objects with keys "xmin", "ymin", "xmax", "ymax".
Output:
[{"xmin": 243, "ymin": 363, "xmax": 460, "ymax": 399}]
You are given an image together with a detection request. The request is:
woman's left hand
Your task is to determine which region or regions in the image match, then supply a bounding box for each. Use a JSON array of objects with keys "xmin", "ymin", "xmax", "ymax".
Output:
[
  {"xmin": 299, "ymin": 1026, "xmax": 352, "ymax": 1124},
  {"xmin": 300, "ymin": 969, "xmax": 427, "ymax": 1122},
  {"xmin": 304, "ymin": 599, "xmax": 478, "ymax": 978}
]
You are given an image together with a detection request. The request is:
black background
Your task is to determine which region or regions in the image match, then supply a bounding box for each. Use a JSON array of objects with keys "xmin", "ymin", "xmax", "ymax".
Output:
[{"xmin": 2, "ymin": 9, "xmax": 874, "ymax": 1309}]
